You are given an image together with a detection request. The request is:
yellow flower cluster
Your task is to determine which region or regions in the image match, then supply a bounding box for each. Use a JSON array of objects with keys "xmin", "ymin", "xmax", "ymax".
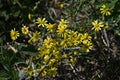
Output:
[
  {"xmin": 33, "ymin": 37, "xmax": 60, "ymax": 77},
  {"xmin": 80, "ymin": 33, "xmax": 93, "ymax": 52},
  {"xmin": 10, "ymin": 3, "xmax": 114, "ymax": 79},
  {"xmin": 91, "ymin": 5, "xmax": 112, "ymax": 32},
  {"xmin": 25, "ymin": 18, "xmax": 93, "ymax": 77},
  {"xmin": 10, "ymin": 25, "xmax": 30, "ymax": 41},
  {"xmin": 57, "ymin": 19, "xmax": 69, "ymax": 37},
  {"xmin": 11, "ymin": 18, "xmax": 93, "ymax": 78}
]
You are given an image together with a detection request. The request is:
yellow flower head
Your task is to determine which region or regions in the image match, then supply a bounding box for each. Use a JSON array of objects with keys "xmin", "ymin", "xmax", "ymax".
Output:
[
  {"xmin": 100, "ymin": 5, "xmax": 111, "ymax": 16},
  {"xmin": 24, "ymin": 66, "xmax": 30, "ymax": 72},
  {"xmin": 28, "ymin": 31, "xmax": 40, "ymax": 43},
  {"xmin": 57, "ymin": 25, "xmax": 67, "ymax": 35},
  {"xmin": 43, "ymin": 37, "xmax": 53, "ymax": 48},
  {"xmin": 48, "ymin": 67, "xmax": 57, "ymax": 77},
  {"xmin": 32, "ymin": 31, "xmax": 40, "ymax": 42},
  {"xmin": 46, "ymin": 23, "xmax": 56, "ymax": 32},
  {"xmin": 36, "ymin": 18, "xmax": 47, "ymax": 27},
  {"xmin": 92, "ymin": 20, "xmax": 104, "ymax": 31},
  {"xmin": 81, "ymin": 41, "xmax": 93, "ymax": 52},
  {"xmin": 81, "ymin": 33, "xmax": 92, "ymax": 44},
  {"xmin": 28, "ymin": 13, "xmax": 32, "ymax": 20},
  {"xmin": 44, "ymin": 55, "xmax": 49, "ymax": 62},
  {"xmin": 58, "ymin": 19, "xmax": 68, "ymax": 27},
  {"xmin": 60, "ymin": 3, "xmax": 64, "ymax": 9},
  {"xmin": 41, "ymin": 70, "xmax": 47, "ymax": 76},
  {"xmin": 10, "ymin": 28, "xmax": 20, "ymax": 41},
  {"xmin": 29, "ymin": 70, "xmax": 37, "ymax": 77},
  {"xmin": 69, "ymin": 56, "xmax": 75, "ymax": 65},
  {"xmin": 22, "ymin": 26, "xmax": 29, "ymax": 35},
  {"xmin": 74, "ymin": 51, "xmax": 78, "ymax": 55},
  {"xmin": 48, "ymin": 59, "xmax": 56, "ymax": 66},
  {"xmin": 57, "ymin": 19, "xmax": 68, "ymax": 37},
  {"xmin": 60, "ymin": 39, "xmax": 68, "ymax": 48}
]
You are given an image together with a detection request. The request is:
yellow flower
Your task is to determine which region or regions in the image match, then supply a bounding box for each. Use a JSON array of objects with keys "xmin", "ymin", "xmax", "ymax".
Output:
[
  {"xmin": 57, "ymin": 19, "xmax": 68, "ymax": 37},
  {"xmin": 32, "ymin": 31, "xmax": 40, "ymax": 42},
  {"xmin": 28, "ymin": 31, "xmax": 40, "ymax": 43},
  {"xmin": 44, "ymin": 37, "xmax": 52, "ymax": 45},
  {"xmin": 36, "ymin": 18, "xmax": 47, "ymax": 27},
  {"xmin": 48, "ymin": 59, "xmax": 56, "ymax": 66},
  {"xmin": 60, "ymin": 39, "xmax": 68, "ymax": 48},
  {"xmin": 48, "ymin": 67, "xmax": 57, "ymax": 77},
  {"xmin": 41, "ymin": 70, "xmax": 47, "ymax": 76},
  {"xmin": 63, "ymin": 54, "xmax": 68, "ymax": 58},
  {"xmin": 74, "ymin": 51, "xmax": 78, "ymax": 55},
  {"xmin": 46, "ymin": 23, "xmax": 56, "ymax": 32},
  {"xmin": 92, "ymin": 20, "xmax": 104, "ymax": 31},
  {"xmin": 70, "ymin": 56, "xmax": 75, "ymax": 65},
  {"xmin": 58, "ymin": 19, "xmax": 68, "ymax": 27},
  {"xmin": 81, "ymin": 33, "xmax": 92, "ymax": 44},
  {"xmin": 81, "ymin": 41, "xmax": 93, "ymax": 52},
  {"xmin": 24, "ymin": 66, "xmax": 30, "ymax": 72},
  {"xmin": 29, "ymin": 70, "xmax": 37, "ymax": 77},
  {"xmin": 100, "ymin": 5, "xmax": 111, "ymax": 16},
  {"xmin": 10, "ymin": 28, "xmax": 20, "ymax": 41},
  {"xmin": 60, "ymin": 3, "xmax": 64, "ymax": 9},
  {"xmin": 43, "ymin": 37, "xmax": 53, "ymax": 48},
  {"xmin": 28, "ymin": 13, "xmax": 32, "ymax": 20},
  {"xmin": 22, "ymin": 26, "xmax": 29, "ymax": 35},
  {"xmin": 57, "ymin": 25, "xmax": 67, "ymax": 37},
  {"xmin": 44, "ymin": 49, "xmax": 51, "ymax": 55},
  {"xmin": 67, "ymin": 30, "xmax": 82, "ymax": 46},
  {"xmin": 44, "ymin": 55, "xmax": 49, "ymax": 62}
]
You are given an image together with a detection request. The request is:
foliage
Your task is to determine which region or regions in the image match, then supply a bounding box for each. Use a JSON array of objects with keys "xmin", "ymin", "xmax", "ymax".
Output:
[{"xmin": 0, "ymin": 0, "xmax": 120, "ymax": 80}]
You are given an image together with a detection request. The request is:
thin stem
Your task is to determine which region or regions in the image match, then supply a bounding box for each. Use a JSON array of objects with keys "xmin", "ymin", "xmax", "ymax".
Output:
[
  {"xmin": 102, "ymin": 15, "xmax": 110, "ymax": 47},
  {"xmin": 103, "ymin": 28, "xmax": 110, "ymax": 47}
]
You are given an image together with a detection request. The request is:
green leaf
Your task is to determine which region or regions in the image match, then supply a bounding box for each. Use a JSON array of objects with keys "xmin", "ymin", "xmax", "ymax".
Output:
[
  {"xmin": 10, "ymin": 70, "xmax": 19, "ymax": 80},
  {"xmin": 107, "ymin": 0, "xmax": 118, "ymax": 9},
  {"xmin": 13, "ymin": 43, "xmax": 26, "ymax": 51},
  {"xmin": 20, "ymin": 44, "xmax": 38, "ymax": 56},
  {"xmin": 21, "ymin": 45, "xmax": 37, "ymax": 52},
  {"xmin": 0, "ymin": 38, "xmax": 3, "ymax": 54},
  {"xmin": 79, "ymin": 0, "xmax": 83, "ymax": 7},
  {"xmin": 13, "ymin": 11, "xmax": 20, "ymax": 17},
  {"xmin": 21, "ymin": 51, "xmax": 38, "ymax": 56},
  {"xmin": 11, "ymin": 0, "xmax": 19, "ymax": 4},
  {"xmin": 0, "ymin": 70, "xmax": 9, "ymax": 80},
  {"xmin": 14, "ymin": 61, "xmax": 26, "ymax": 66},
  {"xmin": 2, "ymin": 65, "xmax": 9, "ymax": 72}
]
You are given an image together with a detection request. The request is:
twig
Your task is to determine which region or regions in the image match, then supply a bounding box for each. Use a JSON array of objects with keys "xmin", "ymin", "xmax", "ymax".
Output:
[
  {"xmin": 101, "ymin": 35, "xmax": 107, "ymax": 46},
  {"xmin": 103, "ymin": 28, "xmax": 110, "ymax": 47},
  {"xmin": 64, "ymin": 46, "xmax": 80, "ymax": 50},
  {"xmin": 7, "ymin": 43, "xmax": 18, "ymax": 53}
]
